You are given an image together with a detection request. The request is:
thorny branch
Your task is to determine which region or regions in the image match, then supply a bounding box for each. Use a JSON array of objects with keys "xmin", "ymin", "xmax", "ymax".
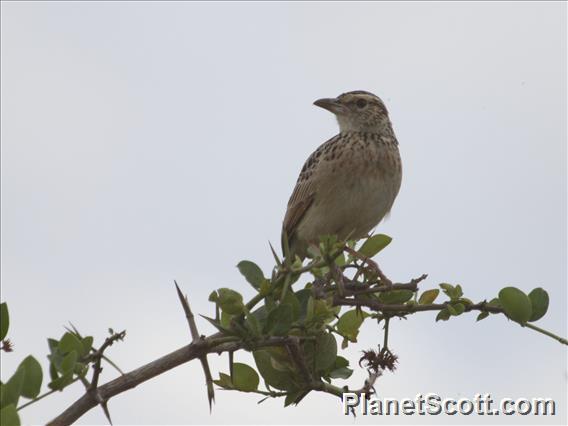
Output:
[
  {"xmin": 45, "ymin": 241, "xmax": 567, "ymax": 425},
  {"xmin": 46, "ymin": 278, "xmax": 510, "ymax": 425},
  {"xmin": 47, "ymin": 334, "xmax": 305, "ymax": 425}
]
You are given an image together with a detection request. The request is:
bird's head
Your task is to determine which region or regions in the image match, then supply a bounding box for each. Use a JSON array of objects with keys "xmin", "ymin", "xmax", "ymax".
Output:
[{"xmin": 314, "ymin": 90, "xmax": 392, "ymax": 134}]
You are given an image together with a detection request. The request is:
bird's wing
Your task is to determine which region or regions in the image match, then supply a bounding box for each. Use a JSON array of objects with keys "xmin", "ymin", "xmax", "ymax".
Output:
[
  {"xmin": 282, "ymin": 176, "xmax": 316, "ymax": 242},
  {"xmin": 282, "ymin": 135, "xmax": 341, "ymax": 243}
]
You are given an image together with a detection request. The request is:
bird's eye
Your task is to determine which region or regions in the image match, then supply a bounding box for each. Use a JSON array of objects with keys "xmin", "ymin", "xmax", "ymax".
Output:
[{"xmin": 356, "ymin": 99, "xmax": 367, "ymax": 109}]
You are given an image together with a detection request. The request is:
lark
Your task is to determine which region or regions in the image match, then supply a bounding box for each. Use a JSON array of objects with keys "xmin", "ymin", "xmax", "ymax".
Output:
[{"xmin": 282, "ymin": 90, "xmax": 402, "ymax": 259}]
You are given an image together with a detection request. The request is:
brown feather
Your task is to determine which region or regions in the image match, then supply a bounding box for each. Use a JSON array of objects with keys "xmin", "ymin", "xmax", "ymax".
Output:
[
  {"xmin": 281, "ymin": 135, "xmax": 342, "ymax": 253},
  {"xmin": 282, "ymin": 181, "xmax": 315, "ymax": 245}
]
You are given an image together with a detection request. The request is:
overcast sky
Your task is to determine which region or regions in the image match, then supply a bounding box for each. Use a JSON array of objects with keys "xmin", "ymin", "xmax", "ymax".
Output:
[{"xmin": 1, "ymin": 1, "xmax": 566, "ymax": 425}]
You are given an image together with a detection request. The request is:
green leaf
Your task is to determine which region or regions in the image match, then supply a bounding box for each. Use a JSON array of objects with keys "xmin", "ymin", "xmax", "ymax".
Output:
[
  {"xmin": 208, "ymin": 291, "xmax": 219, "ymax": 303},
  {"xmin": 250, "ymin": 304, "xmax": 268, "ymax": 323},
  {"xmin": 314, "ymin": 333, "xmax": 337, "ymax": 372},
  {"xmin": 265, "ymin": 347, "xmax": 294, "ymax": 372},
  {"xmin": 294, "ymin": 289, "xmax": 311, "ymax": 321},
  {"xmin": 439, "ymin": 284, "xmax": 463, "ymax": 300},
  {"xmin": 450, "ymin": 303, "xmax": 465, "ymax": 316},
  {"xmin": 358, "ymin": 234, "xmax": 392, "ymax": 258},
  {"xmin": 19, "ymin": 356, "xmax": 43, "ymax": 399},
  {"xmin": 213, "ymin": 372, "xmax": 234, "ymax": 389},
  {"xmin": 0, "ymin": 303, "xmax": 8, "ymax": 341},
  {"xmin": 217, "ymin": 288, "xmax": 244, "ymax": 315},
  {"xmin": 281, "ymin": 291, "xmax": 300, "ymax": 321},
  {"xmin": 60, "ymin": 351, "xmax": 78, "ymax": 374},
  {"xmin": 0, "ymin": 404, "xmax": 20, "ymax": 426},
  {"xmin": 334, "ymin": 355, "xmax": 349, "ymax": 368},
  {"xmin": 265, "ymin": 304, "xmax": 292, "ymax": 336},
  {"xmin": 284, "ymin": 389, "xmax": 305, "ymax": 407},
  {"xmin": 419, "ymin": 289, "xmax": 440, "ymax": 305},
  {"xmin": 47, "ymin": 371, "xmax": 73, "ymax": 391},
  {"xmin": 328, "ymin": 357, "xmax": 353, "ymax": 379},
  {"xmin": 336, "ymin": 309, "xmax": 368, "ymax": 342},
  {"xmin": 439, "ymin": 283, "xmax": 460, "ymax": 300},
  {"xmin": 220, "ymin": 311, "xmax": 234, "ymax": 329},
  {"xmin": 49, "ymin": 362, "xmax": 59, "ymax": 382},
  {"xmin": 476, "ymin": 312, "xmax": 489, "ymax": 322},
  {"xmin": 47, "ymin": 338, "xmax": 59, "ymax": 355},
  {"xmin": 313, "ymin": 299, "xmax": 339, "ymax": 324},
  {"xmin": 487, "ymin": 297, "xmax": 501, "ymax": 307},
  {"xmin": 1, "ymin": 367, "xmax": 25, "ymax": 408},
  {"xmin": 435, "ymin": 309, "xmax": 451, "ymax": 322},
  {"xmin": 231, "ymin": 363, "xmax": 260, "ymax": 392},
  {"xmin": 498, "ymin": 287, "xmax": 532, "ymax": 324},
  {"xmin": 253, "ymin": 350, "xmax": 298, "ymax": 391},
  {"xmin": 455, "ymin": 285, "xmax": 463, "ymax": 299},
  {"xmin": 334, "ymin": 253, "xmax": 346, "ymax": 267},
  {"xmin": 59, "ymin": 333, "xmax": 83, "ymax": 355},
  {"xmin": 305, "ymin": 296, "xmax": 314, "ymax": 323},
  {"xmin": 378, "ymin": 290, "xmax": 414, "ymax": 304},
  {"xmin": 259, "ymin": 279, "xmax": 271, "ymax": 296},
  {"xmin": 328, "ymin": 366, "xmax": 353, "ymax": 379},
  {"xmin": 318, "ymin": 234, "xmax": 338, "ymax": 252},
  {"xmin": 47, "ymin": 351, "xmax": 64, "ymax": 374},
  {"xmin": 528, "ymin": 288, "xmax": 549, "ymax": 322},
  {"xmin": 81, "ymin": 336, "xmax": 94, "ymax": 357},
  {"xmin": 75, "ymin": 362, "xmax": 89, "ymax": 378},
  {"xmin": 245, "ymin": 312, "xmax": 261, "ymax": 336},
  {"xmin": 237, "ymin": 261, "xmax": 265, "ymax": 290}
]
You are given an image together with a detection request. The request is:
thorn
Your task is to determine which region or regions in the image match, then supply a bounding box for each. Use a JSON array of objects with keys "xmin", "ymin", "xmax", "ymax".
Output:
[
  {"xmin": 101, "ymin": 400, "xmax": 113, "ymax": 425},
  {"xmin": 268, "ymin": 241, "xmax": 283, "ymax": 267}
]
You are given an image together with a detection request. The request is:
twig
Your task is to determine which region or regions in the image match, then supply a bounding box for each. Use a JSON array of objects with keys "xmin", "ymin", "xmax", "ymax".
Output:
[
  {"xmin": 100, "ymin": 355, "xmax": 125, "ymax": 376},
  {"xmin": 331, "ymin": 263, "xmax": 346, "ymax": 296},
  {"xmin": 328, "ymin": 275, "xmax": 427, "ymax": 296},
  {"xmin": 89, "ymin": 331, "xmax": 126, "ymax": 391},
  {"xmin": 85, "ymin": 330, "xmax": 125, "ymax": 425},
  {"xmin": 66, "ymin": 323, "xmax": 125, "ymax": 376},
  {"xmin": 17, "ymin": 378, "xmax": 81, "ymax": 411},
  {"xmin": 311, "ymin": 370, "xmax": 380, "ymax": 401},
  {"xmin": 353, "ymin": 371, "xmax": 380, "ymax": 396},
  {"xmin": 523, "ymin": 322, "xmax": 568, "ymax": 345},
  {"xmin": 382, "ymin": 317, "xmax": 390, "ymax": 351},
  {"xmin": 333, "ymin": 297, "xmax": 504, "ymax": 315}
]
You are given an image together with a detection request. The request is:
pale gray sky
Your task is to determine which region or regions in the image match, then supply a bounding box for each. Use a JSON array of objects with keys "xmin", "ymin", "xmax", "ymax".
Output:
[{"xmin": 1, "ymin": 1, "xmax": 566, "ymax": 425}]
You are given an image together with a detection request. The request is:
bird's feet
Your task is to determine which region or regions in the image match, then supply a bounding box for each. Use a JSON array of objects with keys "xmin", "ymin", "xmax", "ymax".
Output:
[{"xmin": 344, "ymin": 246, "xmax": 393, "ymax": 289}]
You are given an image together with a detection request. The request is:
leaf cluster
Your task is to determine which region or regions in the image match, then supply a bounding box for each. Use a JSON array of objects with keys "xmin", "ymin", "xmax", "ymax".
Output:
[
  {"xmin": 0, "ymin": 302, "xmax": 124, "ymax": 426},
  {"xmin": 203, "ymin": 234, "xmax": 561, "ymax": 408}
]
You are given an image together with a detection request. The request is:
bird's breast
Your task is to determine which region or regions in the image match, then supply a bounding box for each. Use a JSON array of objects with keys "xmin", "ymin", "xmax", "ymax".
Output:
[{"xmin": 297, "ymin": 134, "xmax": 402, "ymax": 242}]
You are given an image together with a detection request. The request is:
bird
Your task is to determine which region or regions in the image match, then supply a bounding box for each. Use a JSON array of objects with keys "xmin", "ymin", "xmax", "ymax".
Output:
[{"xmin": 282, "ymin": 90, "xmax": 402, "ymax": 259}]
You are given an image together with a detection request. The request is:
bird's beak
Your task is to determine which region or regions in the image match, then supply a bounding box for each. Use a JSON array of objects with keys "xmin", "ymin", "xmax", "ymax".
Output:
[{"xmin": 313, "ymin": 97, "xmax": 345, "ymax": 114}]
